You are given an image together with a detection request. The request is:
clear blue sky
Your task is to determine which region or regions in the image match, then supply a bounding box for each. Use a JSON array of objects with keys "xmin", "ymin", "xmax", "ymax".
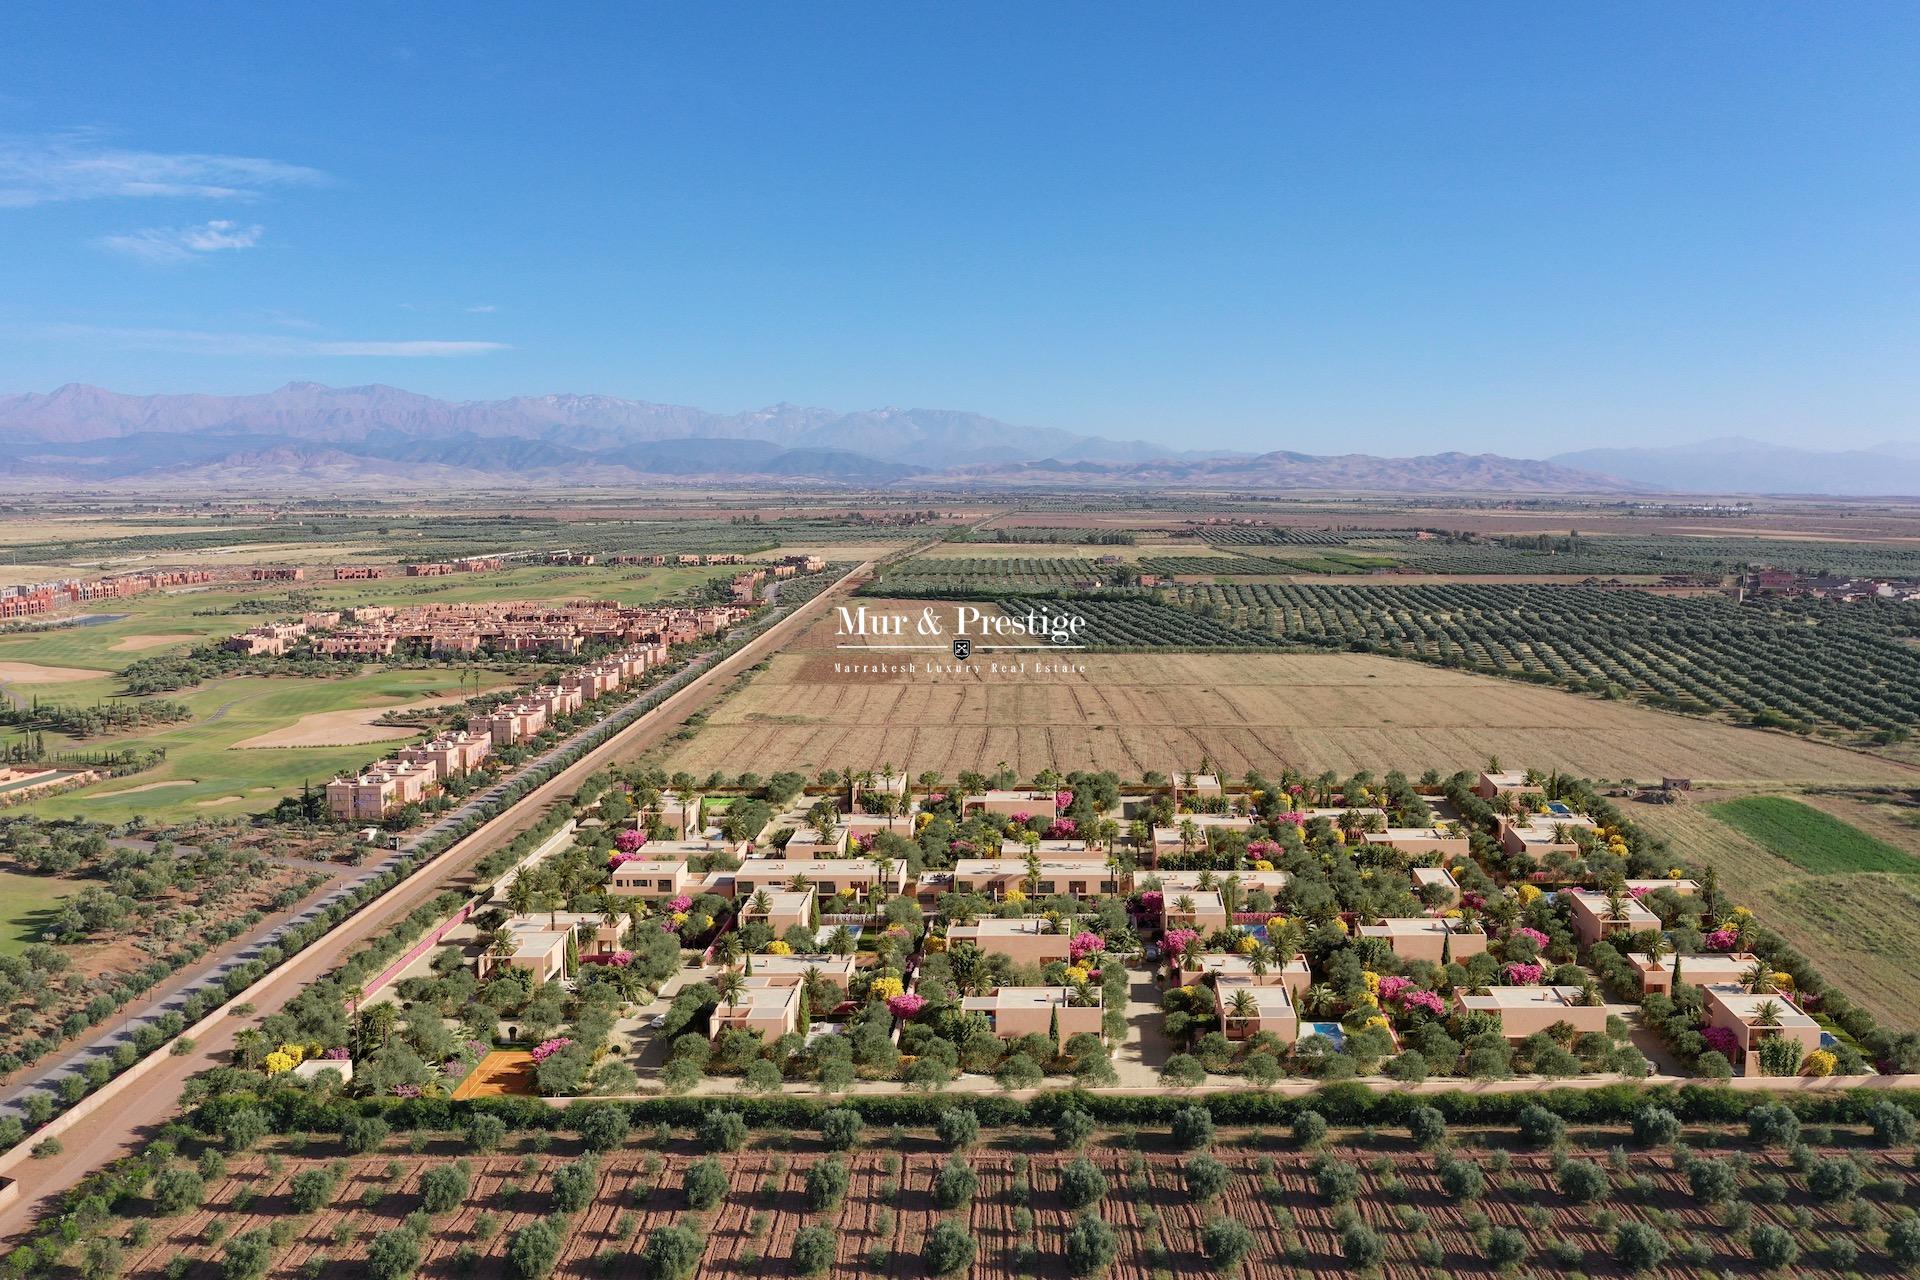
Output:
[{"xmin": 3, "ymin": 3, "xmax": 1916, "ymax": 455}]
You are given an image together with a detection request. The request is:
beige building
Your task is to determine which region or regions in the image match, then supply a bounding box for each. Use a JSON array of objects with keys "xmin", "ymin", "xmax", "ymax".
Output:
[
  {"xmin": 1363, "ymin": 826, "xmax": 1471, "ymax": 861},
  {"xmin": 1497, "ymin": 812, "xmax": 1597, "ymax": 860},
  {"xmin": 1355, "ymin": 917, "xmax": 1487, "ymax": 965},
  {"xmin": 1453, "ymin": 985, "xmax": 1609, "ymax": 1039},
  {"xmin": 961, "ymin": 987, "xmax": 1103, "ymax": 1040},
  {"xmin": 1627, "ymin": 950, "xmax": 1760, "ymax": 997},
  {"xmin": 1175, "ymin": 951, "xmax": 1313, "ymax": 999},
  {"xmin": 1701, "ymin": 983, "xmax": 1824, "ymax": 1075},
  {"xmin": 709, "ymin": 974, "xmax": 805, "ymax": 1042},
  {"xmin": 739, "ymin": 887, "xmax": 817, "ymax": 933},
  {"xmin": 1162, "ymin": 891, "xmax": 1227, "ymax": 935},
  {"xmin": 731, "ymin": 857, "xmax": 906, "ymax": 902},
  {"xmin": 1564, "ymin": 888, "xmax": 1661, "ymax": 948},
  {"xmin": 1474, "ymin": 770, "xmax": 1543, "ymax": 802},
  {"xmin": 951, "ymin": 858, "xmax": 1120, "ymax": 901},
  {"xmin": 945, "ymin": 917, "xmax": 1074, "ymax": 965},
  {"xmin": 606, "ymin": 858, "xmax": 693, "ymax": 900},
  {"xmin": 1410, "ymin": 865, "xmax": 1461, "ymax": 904},
  {"xmin": 962, "ymin": 790, "xmax": 1060, "ymax": 821},
  {"xmin": 1214, "ymin": 975, "xmax": 1298, "ymax": 1043}
]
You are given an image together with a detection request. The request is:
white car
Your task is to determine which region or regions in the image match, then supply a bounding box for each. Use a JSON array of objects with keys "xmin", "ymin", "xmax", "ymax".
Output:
[{"xmin": 646, "ymin": 1014, "xmax": 668, "ymax": 1030}]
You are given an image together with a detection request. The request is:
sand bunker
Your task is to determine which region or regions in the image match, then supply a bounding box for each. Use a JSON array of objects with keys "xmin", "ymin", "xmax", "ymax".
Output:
[
  {"xmin": 109, "ymin": 634, "xmax": 199, "ymax": 652},
  {"xmin": 0, "ymin": 660, "xmax": 101, "ymax": 684},
  {"xmin": 193, "ymin": 795, "xmax": 246, "ymax": 807},
  {"xmin": 86, "ymin": 779, "xmax": 197, "ymax": 798},
  {"xmin": 230, "ymin": 696, "xmax": 461, "ymax": 749}
]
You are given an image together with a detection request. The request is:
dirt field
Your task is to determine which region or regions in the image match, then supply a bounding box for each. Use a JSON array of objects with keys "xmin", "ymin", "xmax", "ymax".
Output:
[
  {"xmin": 661, "ymin": 608, "xmax": 1917, "ymax": 786},
  {"xmin": 229, "ymin": 696, "xmax": 465, "ymax": 749},
  {"xmin": 104, "ymin": 1136, "xmax": 1920, "ymax": 1280}
]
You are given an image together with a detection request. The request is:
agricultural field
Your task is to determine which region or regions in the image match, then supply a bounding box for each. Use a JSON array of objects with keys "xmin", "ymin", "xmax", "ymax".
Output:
[
  {"xmin": 1164, "ymin": 581, "xmax": 1920, "ymax": 739},
  {"xmin": 1633, "ymin": 793, "xmax": 1920, "ymax": 1029},
  {"xmin": 74, "ymin": 1117, "xmax": 1920, "ymax": 1280},
  {"xmin": 0, "ymin": 866, "xmax": 80, "ymax": 956},
  {"xmin": 656, "ymin": 604, "xmax": 1917, "ymax": 786}
]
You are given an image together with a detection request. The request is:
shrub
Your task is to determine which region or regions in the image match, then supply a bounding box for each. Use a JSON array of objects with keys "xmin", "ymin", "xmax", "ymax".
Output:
[
  {"xmin": 1055, "ymin": 1108, "xmax": 1095, "ymax": 1150},
  {"xmin": 791, "ymin": 1225, "xmax": 836, "ymax": 1276},
  {"xmin": 1517, "ymin": 1104, "xmax": 1564, "ymax": 1147},
  {"xmin": 1889, "ymin": 1213, "xmax": 1920, "ymax": 1270},
  {"xmin": 684, "ymin": 1157, "xmax": 728, "ymax": 1210},
  {"xmin": 1437, "ymin": 1154, "xmax": 1484, "ymax": 1200},
  {"xmin": 933, "ymin": 1156, "xmax": 977, "ymax": 1209},
  {"xmin": 152, "ymin": 1166, "xmax": 206, "ymax": 1215},
  {"xmin": 1486, "ymin": 1225, "xmax": 1528, "ymax": 1269},
  {"xmin": 420, "ymin": 1162, "xmax": 471, "ymax": 1215},
  {"xmin": 550, "ymin": 1157, "xmax": 600, "ymax": 1213},
  {"xmin": 573, "ymin": 1103, "xmax": 630, "ymax": 1153},
  {"xmin": 465, "ymin": 1112, "xmax": 508, "ymax": 1153},
  {"xmin": 1201, "ymin": 1214, "xmax": 1256, "ymax": 1273},
  {"xmin": 936, "ymin": 1108, "xmax": 980, "ymax": 1151},
  {"xmin": 1746, "ymin": 1102, "xmax": 1799, "ymax": 1148},
  {"xmin": 1186, "ymin": 1153, "xmax": 1231, "ymax": 1202},
  {"xmin": 1612, "ymin": 1221, "xmax": 1668, "ymax": 1274},
  {"xmin": 1808, "ymin": 1156, "xmax": 1863, "ymax": 1203},
  {"xmin": 1171, "ymin": 1105, "xmax": 1216, "ymax": 1151},
  {"xmin": 1162, "ymin": 1053, "xmax": 1206, "ymax": 1087},
  {"xmin": 1558, "ymin": 1159, "xmax": 1609, "ymax": 1204},
  {"xmin": 818, "ymin": 1108, "xmax": 863, "ymax": 1151},
  {"xmin": 641, "ymin": 1224, "xmax": 705, "ymax": 1280},
  {"xmin": 1064, "ymin": 1213, "xmax": 1119, "ymax": 1277},
  {"xmin": 366, "ymin": 1228, "xmax": 422, "ymax": 1280},
  {"xmin": 697, "ymin": 1111, "xmax": 748, "ymax": 1153},
  {"xmin": 221, "ymin": 1231, "xmax": 273, "ymax": 1280},
  {"xmin": 1340, "ymin": 1220, "xmax": 1384, "ymax": 1268},
  {"xmin": 1311, "ymin": 1153, "xmax": 1360, "ymax": 1203},
  {"xmin": 288, "ymin": 1168, "xmax": 336, "ymax": 1214},
  {"xmin": 1749, "ymin": 1223, "xmax": 1799, "ymax": 1271},
  {"xmin": 1059, "ymin": 1156, "xmax": 1109, "ymax": 1209},
  {"xmin": 508, "ymin": 1217, "xmax": 566, "ymax": 1280},
  {"xmin": 924, "ymin": 1220, "xmax": 975, "ymax": 1275},
  {"xmin": 1292, "ymin": 1109, "xmax": 1328, "ymax": 1148},
  {"xmin": 1408, "ymin": 1105, "xmax": 1447, "ymax": 1150},
  {"xmin": 1686, "ymin": 1158, "xmax": 1739, "ymax": 1203},
  {"xmin": 1871, "ymin": 1102, "xmax": 1918, "ymax": 1147},
  {"xmin": 806, "ymin": 1156, "xmax": 850, "ymax": 1212},
  {"xmin": 1632, "ymin": 1106, "xmax": 1682, "ymax": 1147},
  {"xmin": 343, "ymin": 1115, "xmax": 391, "ymax": 1155},
  {"xmin": 219, "ymin": 1107, "xmax": 267, "ymax": 1153}
]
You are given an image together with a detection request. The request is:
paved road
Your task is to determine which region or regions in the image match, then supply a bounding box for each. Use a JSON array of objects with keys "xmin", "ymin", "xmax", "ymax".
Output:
[{"xmin": 0, "ymin": 558, "xmax": 882, "ymax": 1242}]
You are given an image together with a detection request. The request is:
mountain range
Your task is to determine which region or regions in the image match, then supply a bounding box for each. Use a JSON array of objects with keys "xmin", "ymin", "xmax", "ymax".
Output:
[{"xmin": 2, "ymin": 383, "xmax": 1914, "ymax": 495}]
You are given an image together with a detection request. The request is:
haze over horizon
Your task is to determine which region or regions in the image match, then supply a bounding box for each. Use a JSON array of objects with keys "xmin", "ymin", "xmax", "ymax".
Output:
[{"xmin": 3, "ymin": 4, "xmax": 1918, "ymax": 457}]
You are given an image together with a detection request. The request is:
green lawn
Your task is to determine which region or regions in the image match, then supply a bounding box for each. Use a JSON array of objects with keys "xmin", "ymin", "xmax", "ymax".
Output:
[
  {"xmin": 1707, "ymin": 795, "xmax": 1919, "ymax": 875},
  {"xmin": 0, "ymin": 868, "xmax": 80, "ymax": 955}
]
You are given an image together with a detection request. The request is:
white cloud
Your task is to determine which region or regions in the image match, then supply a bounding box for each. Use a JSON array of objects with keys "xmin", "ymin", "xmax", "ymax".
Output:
[
  {"xmin": 38, "ymin": 323, "xmax": 508, "ymax": 358},
  {"xmin": 0, "ymin": 130, "xmax": 327, "ymax": 208},
  {"xmin": 99, "ymin": 219, "xmax": 265, "ymax": 265},
  {"xmin": 465, "ymin": 304, "xmax": 499, "ymax": 313}
]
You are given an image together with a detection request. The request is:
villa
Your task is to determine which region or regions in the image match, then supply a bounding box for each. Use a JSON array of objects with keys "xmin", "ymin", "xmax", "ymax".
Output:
[
  {"xmin": 1474, "ymin": 771, "xmax": 1544, "ymax": 802},
  {"xmin": 739, "ymin": 887, "xmax": 817, "ymax": 933},
  {"xmin": 1173, "ymin": 951, "xmax": 1313, "ymax": 999},
  {"xmin": 1627, "ymin": 950, "xmax": 1762, "ymax": 997},
  {"xmin": 951, "ymin": 858, "xmax": 1120, "ymax": 900},
  {"xmin": 1700, "ymin": 983, "xmax": 1824, "ymax": 1074},
  {"xmin": 945, "ymin": 917, "xmax": 1074, "ymax": 965},
  {"xmin": 1213, "ymin": 975, "xmax": 1298, "ymax": 1043},
  {"xmin": 1453, "ymin": 985, "xmax": 1609, "ymax": 1039},
  {"xmin": 960, "ymin": 986, "xmax": 1103, "ymax": 1040},
  {"xmin": 1564, "ymin": 887, "xmax": 1662, "ymax": 948},
  {"xmin": 709, "ymin": 974, "xmax": 806, "ymax": 1042},
  {"xmin": 1497, "ymin": 811, "xmax": 1598, "ymax": 860},
  {"xmin": 1355, "ymin": 917, "xmax": 1488, "ymax": 964},
  {"xmin": 606, "ymin": 858, "xmax": 693, "ymax": 900},
  {"xmin": 731, "ymin": 857, "xmax": 907, "ymax": 901},
  {"xmin": 961, "ymin": 789, "xmax": 1061, "ymax": 821}
]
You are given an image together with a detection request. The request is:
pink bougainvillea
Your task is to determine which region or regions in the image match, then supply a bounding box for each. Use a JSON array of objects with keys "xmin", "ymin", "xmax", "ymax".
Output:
[
  {"xmin": 1011, "ymin": 811, "xmax": 1033, "ymax": 825},
  {"xmin": 1511, "ymin": 926, "xmax": 1550, "ymax": 950},
  {"xmin": 1503, "ymin": 962, "xmax": 1545, "ymax": 985},
  {"xmin": 1702, "ymin": 1026, "xmax": 1740, "ymax": 1058},
  {"xmin": 1377, "ymin": 975, "xmax": 1414, "ymax": 1002},
  {"xmin": 1247, "ymin": 839, "xmax": 1279, "ymax": 858},
  {"xmin": 1044, "ymin": 818, "xmax": 1078, "ymax": 840},
  {"xmin": 530, "ymin": 1037, "xmax": 574, "ymax": 1063},
  {"xmin": 1276, "ymin": 811, "xmax": 1306, "ymax": 826},
  {"xmin": 607, "ymin": 950, "xmax": 635, "ymax": 967},
  {"xmin": 324, "ymin": 1046, "xmax": 351, "ymax": 1061},
  {"xmin": 667, "ymin": 894, "xmax": 693, "ymax": 914},
  {"xmin": 1055, "ymin": 790, "xmax": 1074, "ymax": 811},
  {"xmin": 1162, "ymin": 927, "xmax": 1201, "ymax": 957},
  {"xmin": 614, "ymin": 829, "xmax": 647, "ymax": 854},
  {"xmin": 392, "ymin": 1084, "xmax": 423, "ymax": 1098},
  {"xmin": 1627, "ymin": 885, "xmax": 1651, "ymax": 898},
  {"xmin": 1069, "ymin": 932, "xmax": 1105, "ymax": 962},
  {"xmin": 1704, "ymin": 929, "xmax": 1738, "ymax": 952},
  {"xmin": 886, "ymin": 993, "xmax": 927, "ymax": 1019},
  {"xmin": 1136, "ymin": 891, "xmax": 1164, "ymax": 913},
  {"xmin": 1400, "ymin": 990, "xmax": 1446, "ymax": 1017},
  {"xmin": 928, "ymin": 792, "xmax": 948, "ymax": 805},
  {"xmin": 853, "ymin": 832, "xmax": 876, "ymax": 852},
  {"xmin": 1461, "ymin": 891, "xmax": 1487, "ymax": 911}
]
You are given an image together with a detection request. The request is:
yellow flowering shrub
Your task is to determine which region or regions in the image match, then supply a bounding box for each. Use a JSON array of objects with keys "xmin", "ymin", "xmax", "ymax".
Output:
[
  {"xmin": 264, "ymin": 1052, "xmax": 295, "ymax": 1076},
  {"xmin": 1003, "ymin": 889, "xmax": 1026, "ymax": 904},
  {"xmin": 1065, "ymin": 965, "xmax": 1091, "ymax": 984},
  {"xmin": 1362, "ymin": 971, "xmax": 1382, "ymax": 995},
  {"xmin": 767, "ymin": 940, "xmax": 792, "ymax": 955},
  {"xmin": 1515, "ymin": 884, "xmax": 1542, "ymax": 904},
  {"xmin": 869, "ymin": 976, "xmax": 904, "ymax": 1001},
  {"xmin": 1803, "ymin": 1049, "xmax": 1836, "ymax": 1077},
  {"xmin": 278, "ymin": 1043, "xmax": 306, "ymax": 1065},
  {"xmin": 1234, "ymin": 935, "xmax": 1258, "ymax": 955},
  {"xmin": 1252, "ymin": 860, "xmax": 1273, "ymax": 871}
]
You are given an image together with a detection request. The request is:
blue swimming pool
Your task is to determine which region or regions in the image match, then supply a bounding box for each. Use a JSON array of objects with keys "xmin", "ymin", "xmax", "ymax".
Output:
[{"xmin": 1299, "ymin": 1021, "xmax": 1346, "ymax": 1049}]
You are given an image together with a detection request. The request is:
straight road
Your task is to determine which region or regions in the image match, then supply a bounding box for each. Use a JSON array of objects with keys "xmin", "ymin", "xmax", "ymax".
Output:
[{"xmin": 0, "ymin": 556, "xmax": 881, "ymax": 1242}]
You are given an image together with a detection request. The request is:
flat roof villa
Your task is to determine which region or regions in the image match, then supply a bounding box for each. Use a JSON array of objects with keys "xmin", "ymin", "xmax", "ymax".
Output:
[
  {"xmin": 1625, "ymin": 878, "xmax": 1700, "ymax": 896},
  {"xmin": 477, "ymin": 913, "xmax": 630, "ymax": 984},
  {"xmin": 1410, "ymin": 865, "xmax": 1461, "ymax": 902},
  {"xmin": 731, "ymin": 858, "xmax": 908, "ymax": 900},
  {"xmin": 710, "ymin": 974, "xmax": 805, "ymax": 1043},
  {"xmin": 962, "ymin": 790, "xmax": 1061, "ymax": 821},
  {"xmin": 995, "ymin": 837, "xmax": 1107, "ymax": 859},
  {"xmin": 1214, "ymin": 975, "xmax": 1298, "ymax": 1043},
  {"xmin": 945, "ymin": 917, "xmax": 1074, "ymax": 965},
  {"xmin": 1498, "ymin": 811, "xmax": 1598, "ymax": 859},
  {"xmin": 1148, "ymin": 869, "xmax": 1290, "ymax": 896},
  {"xmin": 1174, "ymin": 951, "xmax": 1313, "ymax": 998},
  {"xmin": 1701, "ymin": 983, "xmax": 1823, "ymax": 1074},
  {"xmin": 1453, "ymin": 984, "xmax": 1609, "ymax": 1039},
  {"xmin": 951, "ymin": 859, "xmax": 1119, "ymax": 899},
  {"xmin": 739, "ymin": 887, "xmax": 816, "ymax": 932},
  {"xmin": 1362, "ymin": 825, "xmax": 1471, "ymax": 859},
  {"xmin": 1474, "ymin": 770, "xmax": 1543, "ymax": 800},
  {"xmin": 1564, "ymin": 887, "xmax": 1662, "ymax": 947},
  {"xmin": 1628, "ymin": 950, "xmax": 1761, "ymax": 996},
  {"xmin": 606, "ymin": 858, "xmax": 691, "ymax": 899},
  {"xmin": 1355, "ymin": 917, "xmax": 1487, "ymax": 965},
  {"xmin": 739, "ymin": 953, "xmax": 858, "ymax": 984},
  {"xmin": 781, "ymin": 831, "xmax": 849, "ymax": 859},
  {"xmin": 1162, "ymin": 891, "xmax": 1227, "ymax": 934},
  {"xmin": 961, "ymin": 986, "xmax": 1103, "ymax": 1039}
]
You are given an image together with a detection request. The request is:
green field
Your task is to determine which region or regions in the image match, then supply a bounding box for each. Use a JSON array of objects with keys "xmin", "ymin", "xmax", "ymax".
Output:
[
  {"xmin": 0, "ymin": 867, "xmax": 79, "ymax": 956},
  {"xmin": 1708, "ymin": 795, "xmax": 1920, "ymax": 875}
]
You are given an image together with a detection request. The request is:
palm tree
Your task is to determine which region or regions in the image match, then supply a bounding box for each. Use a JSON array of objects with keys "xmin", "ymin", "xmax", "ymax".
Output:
[
  {"xmin": 1226, "ymin": 988, "xmax": 1259, "ymax": 1025},
  {"xmin": 1246, "ymin": 948, "xmax": 1271, "ymax": 980},
  {"xmin": 870, "ymin": 854, "xmax": 895, "ymax": 903},
  {"xmin": 715, "ymin": 967, "xmax": 747, "ymax": 1013},
  {"xmin": 342, "ymin": 983, "xmax": 365, "ymax": 1020},
  {"xmin": 713, "ymin": 932, "xmax": 744, "ymax": 969},
  {"xmin": 1178, "ymin": 819, "xmax": 1199, "ymax": 854},
  {"xmin": 1754, "ymin": 999, "xmax": 1783, "ymax": 1028},
  {"xmin": 1022, "ymin": 849, "xmax": 1043, "ymax": 899},
  {"xmin": 1743, "ymin": 961, "xmax": 1777, "ymax": 994},
  {"xmin": 234, "ymin": 1028, "xmax": 266, "ymax": 1069},
  {"xmin": 747, "ymin": 888, "xmax": 773, "ymax": 918},
  {"xmin": 1173, "ymin": 893, "xmax": 1197, "ymax": 917},
  {"xmin": 506, "ymin": 875, "xmax": 534, "ymax": 917}
]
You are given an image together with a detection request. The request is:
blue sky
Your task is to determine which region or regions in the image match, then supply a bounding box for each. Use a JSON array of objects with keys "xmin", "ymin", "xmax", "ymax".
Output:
[{"xmin": 2, "ymin": 3, "xmax": 1916, "ymax": 455}]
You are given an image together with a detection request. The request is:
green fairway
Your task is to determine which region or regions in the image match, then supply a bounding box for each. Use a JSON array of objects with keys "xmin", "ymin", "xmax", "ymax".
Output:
[
  {"xmin": 6, "ymin": 665, "xmax": 518, "ymax": 825},
  {"xmin": 0, "ymin": 868, "xmax": 80, "ymax": 956},
  {"xmin": 1708, "ymin": 795, "xmax": 1920, "ymax": 876}
]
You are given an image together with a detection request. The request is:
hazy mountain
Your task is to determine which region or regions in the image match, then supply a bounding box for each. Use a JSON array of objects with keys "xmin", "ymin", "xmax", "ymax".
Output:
[
  {"xmin": 1550, "ymin": 438, "xmax": 1920, "ymax": 497},
  {"xmin": 932, "ymin": 450, "xmax": 1637, "ymax": 494}
]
